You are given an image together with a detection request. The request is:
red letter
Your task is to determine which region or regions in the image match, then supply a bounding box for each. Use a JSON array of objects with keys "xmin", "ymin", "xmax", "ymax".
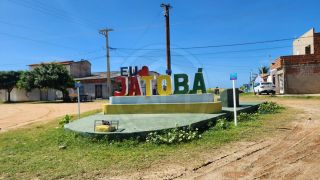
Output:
[
  {"xmin": 114, "ymin": 77, "xmax": 127, "ymax": 96},
  {"xmin": 128, "ymin": 76, "xmax": 142, "ymax": 96}
]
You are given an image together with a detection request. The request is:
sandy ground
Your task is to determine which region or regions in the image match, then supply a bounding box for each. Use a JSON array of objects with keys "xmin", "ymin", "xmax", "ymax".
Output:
[
  {"xmin": 0, "ymin": 101, "xmax": 105, "ymax": 132},
  {"xmin": 113, "ymin": 98, "xmax": 320, "ymax": 180},
  {"xmin": 183, "ymin": 98, "xmax": 320, "ymax": 180}
]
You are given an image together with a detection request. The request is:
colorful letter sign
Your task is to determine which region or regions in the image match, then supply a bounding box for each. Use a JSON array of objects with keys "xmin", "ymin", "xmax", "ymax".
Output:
[
  {"xmin": 190, "ymin": 68, "xmax": 206, "ymax": 94},
  {"xmin": 173, "ymin": 74, "xmax": 189, "ymax": 94},
  {"xmin": 113, "ymin": 66, "xmax": 207, "ymax": 97},
  {"xmin": 140, "ymin": 76, "xmax": 153, "ymax": 96},
  {"xmin": 114, "ymin": 77, "xmax": 128, "ymax": 96},
  {"xmin": 128, "ymin": 76, "xmax": 142, "ymax": 96},
  {"xmin": 157, "ymin": 75, "xmax": 172, "ymax": 96}
]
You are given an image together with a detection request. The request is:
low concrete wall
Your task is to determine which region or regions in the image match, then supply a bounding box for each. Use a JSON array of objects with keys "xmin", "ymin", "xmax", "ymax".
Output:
[
  {"xmin": 110, "ymin": 94, "xmax": 214, "ymax": 104},
  {"xmin": 103, "ymin": 102, "xmax": 222, "ymax": 114},
  {"xmin": 0, "ymin": 88, "xmax": 41, "ymax": 102}
]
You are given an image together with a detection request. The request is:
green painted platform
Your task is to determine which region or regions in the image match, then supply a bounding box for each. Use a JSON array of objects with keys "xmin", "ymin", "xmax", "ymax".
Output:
[{"xmin": 64, "ymin": 102, "xmax": 261, "ymax": 138}]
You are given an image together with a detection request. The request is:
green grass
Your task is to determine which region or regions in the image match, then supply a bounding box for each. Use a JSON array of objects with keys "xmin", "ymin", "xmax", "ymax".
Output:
[
  {"xmin": 239, "ymin": 92, "xmax": 255, "ymax": 96},
  {"xmin": 0, "ymin": 107, "xmax": 296, "ymax": 179},
  {"xmin": 240, "ymin": 92, "xmax": 320, "ymax": 100}
]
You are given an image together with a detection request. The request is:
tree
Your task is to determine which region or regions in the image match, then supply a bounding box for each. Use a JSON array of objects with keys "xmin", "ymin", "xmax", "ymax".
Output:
[
  {"xmin": 259, "ymin": 66, "xmax": 270, "ymax": 74},
  {"xmin": 259, "ymin": 66, "xmax": 270, "ymax": 82},
  {"xmin": 17, "ymin": 71, "xmax": 36, "ymax": 92},
  {"xmin": 0, "ymin": 71, "xmax": 22, "ymax": 102},
  {"xmin": 18, "ymin": 63, "xmax": 74, "ymax": 102}
]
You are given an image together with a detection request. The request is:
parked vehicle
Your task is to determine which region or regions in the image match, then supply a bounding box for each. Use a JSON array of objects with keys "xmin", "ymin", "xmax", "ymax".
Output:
[{"xmin": 254, "ymin": 82, "xmax": 276, "ymax": 95}]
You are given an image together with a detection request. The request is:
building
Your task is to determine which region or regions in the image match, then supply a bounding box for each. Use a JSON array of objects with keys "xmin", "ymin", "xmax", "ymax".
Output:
[
  {"xmin": 0, "ymin": 60, "xmax": 92, "ymax": 101},
  {"xmin": 74, "ymin": 71, "xmax": 120, "ymax": 99},
  {"xmin": 0, "ymin": 60, "xmax": 160, "ymax": 101},
  {"xmin": 75, "ymin": 70, "xmax": 160, "ymax": 99},
  {"xmin": 270, "ymin": 28, "xmax": 320, "ymax": 94},
  {"xmin": 30, "ymin": 60, "xmax": 91, "ymax": 100},
  {"xmin": 28, "ymin": 60, "xmax": 91, "ymax": 78}
]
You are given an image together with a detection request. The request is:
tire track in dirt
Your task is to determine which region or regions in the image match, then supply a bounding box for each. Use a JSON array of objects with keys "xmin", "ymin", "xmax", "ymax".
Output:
[
  {"xmin": 187, "ymin": 98, "xmax": 320, "ymax": 180},
  {"xmin": 125, "ymin": 98, "xmax": 320, "ymax": 180}
]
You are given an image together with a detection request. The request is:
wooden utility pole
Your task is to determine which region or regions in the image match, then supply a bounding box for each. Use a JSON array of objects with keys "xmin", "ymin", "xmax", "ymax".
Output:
[
  {"xmin": 161, "ymin": 3, "xmax": 172, "ymax": 75},
  {"xmin": 99, "ymin": 28, "xmax": 113, "ymax": 99}
]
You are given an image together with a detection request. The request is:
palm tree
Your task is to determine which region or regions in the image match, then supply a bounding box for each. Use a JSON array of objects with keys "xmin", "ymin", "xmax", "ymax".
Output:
[
  {"xmin": 259, "ymin": 66, "xmax": 269, "ymax": 82},
  {"xmin": 259, "ymin": 66, "xmax": 269, "ymax": 74}
]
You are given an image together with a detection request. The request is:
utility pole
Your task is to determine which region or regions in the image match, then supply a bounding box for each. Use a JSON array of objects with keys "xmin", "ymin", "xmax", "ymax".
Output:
[
  {"xmin": 161, "ymin": 3, "xmax": 172, "ymax": 75},
  {"xmin": 99, "ymin": 28, "xmax": 113, "ymax": 99},
  {"xmin": 250, "ymin": 71, "xmax": 252, "ymax": 92}
]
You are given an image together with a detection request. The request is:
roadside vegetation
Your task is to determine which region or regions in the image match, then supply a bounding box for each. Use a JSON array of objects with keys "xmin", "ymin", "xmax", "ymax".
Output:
[
  {"xmin": 0, "ymin": 63, "xmax": 73, "ymax": 103},
  {"xmin": 0, "ymin": 71, "xmax": 22, "ymax": 102},
  {"xmin": 0, "ymin": 101, "xmax": 292, "ymax": 179},
  {"xmin": 240, "ymin": 92, "xmax": 320, "ymax": 100}
]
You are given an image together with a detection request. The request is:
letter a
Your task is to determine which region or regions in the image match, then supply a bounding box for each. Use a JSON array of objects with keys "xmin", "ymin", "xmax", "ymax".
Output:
[
  {"xmin": 128, "ymin": 76, "xmax": 142, "ymax": 96},
  {"xmin": 190, "ymin": 68, "xmax": 206, "ymax": 94}
]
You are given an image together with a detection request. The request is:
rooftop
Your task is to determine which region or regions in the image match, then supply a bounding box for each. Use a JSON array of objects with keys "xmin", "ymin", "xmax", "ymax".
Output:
[
  {"xmin": 74, "ymin": 71, "xmax": 121, "ymax": 81},
  {"xmin": 28, "ymin": 59, "xmax": 91, "ymax": 66}
]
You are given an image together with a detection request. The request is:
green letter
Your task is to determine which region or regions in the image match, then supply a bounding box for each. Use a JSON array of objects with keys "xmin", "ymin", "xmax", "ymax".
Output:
[
  {"xmin": 174, "ymin": 74, "xmax": 189, "ymax": 94},
  {"xmin": 190, "ymin": 68, "xmax": 206, "ymax": 94}
]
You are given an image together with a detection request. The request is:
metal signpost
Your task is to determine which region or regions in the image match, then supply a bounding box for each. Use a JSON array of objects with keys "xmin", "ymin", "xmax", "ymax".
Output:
[
  {"xmin": 75, "ymin": 82, "xmax": 82, "ymax": 119},
  {"xmin": 230, "ymin": 73, "xmax": 238, "ymax": 126}
]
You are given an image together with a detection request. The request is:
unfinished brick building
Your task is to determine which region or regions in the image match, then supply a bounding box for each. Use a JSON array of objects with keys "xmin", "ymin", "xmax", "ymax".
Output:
[{"xmin": 270, "ymin": 28, "xmax": 320, "ymax": 94}]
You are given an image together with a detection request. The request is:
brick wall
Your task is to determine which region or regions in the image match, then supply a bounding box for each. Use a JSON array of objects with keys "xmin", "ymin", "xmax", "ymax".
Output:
[
  {"xmin": 314, "ymin": 33, "xmax": 320, "ymax": 55},
  {"xmin": 270, "ymin": 30, "xmax": 320, "ymax": 94},
  {"xmin": 284, "ymin": 63, "xmax": 320, "ymax": 94}
]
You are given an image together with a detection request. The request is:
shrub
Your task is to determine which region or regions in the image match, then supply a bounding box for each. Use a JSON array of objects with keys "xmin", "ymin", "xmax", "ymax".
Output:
[
  {"xmin": 146, "ymin": 127, "xmax": 201, "ymax": 145},
  {"xmin": 59, "ymin": 114, "xmax": 73, "ymax": 127},
  {"xmin": 238, "ymin": 112, "xmax": 259, "ymax": 122},
  {"xmin": 258, "ymin": 101, "xmax": 283, "ymax": 114},
  {"xmin": 207, "ymin": 88, "xmax": 214, "ymax": 93},
  {"xmin": 213, "ymin": 118, "xmax": 230, "ymax": 130}
]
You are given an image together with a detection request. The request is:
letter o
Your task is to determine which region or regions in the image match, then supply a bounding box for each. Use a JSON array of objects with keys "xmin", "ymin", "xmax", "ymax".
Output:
[{"xmin": 157, "ymin": 75, "xmax": 172, "ymax": 96}]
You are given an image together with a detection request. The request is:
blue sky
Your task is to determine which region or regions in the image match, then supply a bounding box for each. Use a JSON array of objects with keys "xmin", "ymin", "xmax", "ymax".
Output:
[{"xmin": 0, "ymin": 0, "xmax": 319, "ymax": 88}]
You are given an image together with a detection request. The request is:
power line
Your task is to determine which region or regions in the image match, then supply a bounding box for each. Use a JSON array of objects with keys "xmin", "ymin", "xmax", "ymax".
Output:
[
  {"xmin": 111, "ymin": 35, "xmax": 314, "ymax": 51},
  {"xmin": 0, "ymin": 32, "xmax": 78, "ymax": 50},
  {"xmin": 106, "ymin": 45, "xmax": 292, "ymax": 58},
  {"xmin": 8, "ymin": 0, "xmax": 98, "ymax": 31}
]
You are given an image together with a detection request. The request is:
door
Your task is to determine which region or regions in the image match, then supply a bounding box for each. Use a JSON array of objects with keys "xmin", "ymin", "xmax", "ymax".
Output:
[
  {"xmin": 279, "ymin": 74, "xmax": 284, "ymax": 94},
  {"xmin": 95, "ymin": 85, "xmax": 102, "ymax": 98}
]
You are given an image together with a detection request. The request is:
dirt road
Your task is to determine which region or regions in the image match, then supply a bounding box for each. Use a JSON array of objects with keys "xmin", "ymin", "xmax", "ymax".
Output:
[
  {"xmin": 0, "ymin": 101, "xmax": 105, "ymax": 132},
  {"xmin": 116, "ymin": 98, "xmax": 320, "ymax": 180},
  {"xmin": 182, "ymin": 98, "xmax": 320, "ymax": 179}
]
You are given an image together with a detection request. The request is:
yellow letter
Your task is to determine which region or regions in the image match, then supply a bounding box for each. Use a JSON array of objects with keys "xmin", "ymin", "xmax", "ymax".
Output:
[
  {"xmin": 157, "ymin": 75, "xmax": 172, "ymax": 96},
  {"xmin": 140, "ymin": 76, "xmax": 153, "ymax": 96}
]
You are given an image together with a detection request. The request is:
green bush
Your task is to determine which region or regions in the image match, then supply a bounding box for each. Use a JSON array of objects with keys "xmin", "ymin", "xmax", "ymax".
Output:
[
  {"xmin": 207, "ymin": 88, "xmax": 214, "ymax": 93},
  {"xmin": 258, "ymin": 101, "xmax": 283, "ymax": 114},
  {"xmin": 238, "ymin": 112, "xmax": 259, "ymax": 122},
  {"xmin": 213, "ymin": 118, "xmax": 230, "ymax": 130},
  {"xmin": 59, "ymin": 114, "xmax": 73, "ymax": 127},
  {"xmin": 146, "ymin": 127, "xmax": 201, "ymax": 145}
]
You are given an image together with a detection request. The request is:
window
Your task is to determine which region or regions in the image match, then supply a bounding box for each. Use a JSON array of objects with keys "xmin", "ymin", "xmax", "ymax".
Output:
[
  {"xmin": 79, "ymin": 86, "xmax": 84, "ymax": 95},
  {"xmin": 305, "ymin": 45, "xmax": 311, "ymax": 54},
  {"xmin": 272, "ymin": 75, "xmax": 276, "ymax": 84}
]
